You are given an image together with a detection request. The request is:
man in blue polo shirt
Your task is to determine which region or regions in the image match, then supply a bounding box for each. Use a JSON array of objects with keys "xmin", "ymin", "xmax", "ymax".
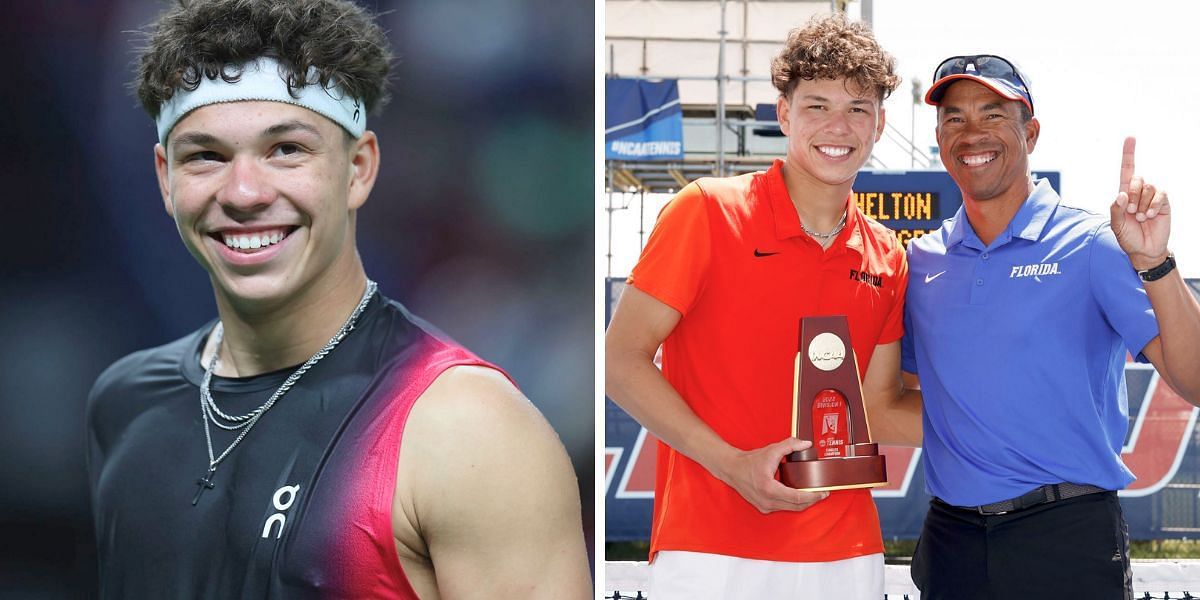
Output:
[{"xmin": 901, "ymin": 54, "xmax": 1200, "ymax": 598}]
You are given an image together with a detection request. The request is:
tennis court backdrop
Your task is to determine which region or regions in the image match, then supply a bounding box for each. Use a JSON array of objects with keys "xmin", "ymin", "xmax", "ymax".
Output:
[
  {"xmin": 606, "ymin": 273, "xmax": 1200, "ymax": 541},
  {"xmin": 606, "ymin": 353, "xmax": 1200, "ymax": 540},
  {"xmin": 604, "ymin": 277, "xmax": 1200, "ymax": 596}
]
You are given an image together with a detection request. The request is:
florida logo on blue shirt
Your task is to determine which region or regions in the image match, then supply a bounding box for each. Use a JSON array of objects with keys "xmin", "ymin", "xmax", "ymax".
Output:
[{"xmin": 1009, "ymin": 262, "xmax": 1062, "ymax": 278}]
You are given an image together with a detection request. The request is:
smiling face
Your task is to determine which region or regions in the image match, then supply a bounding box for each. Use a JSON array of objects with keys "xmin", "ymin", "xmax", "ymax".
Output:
[
  {"xmin": 154, "ymin": 101, "xmax": 379, "ymax": 311},
  {"xmin": 776, "ymin": 77, "xmax": 885, "ymax": 189},
  {"xmin": 936, "ymin": 79, "xmax": 1040, "ymax": 206}
]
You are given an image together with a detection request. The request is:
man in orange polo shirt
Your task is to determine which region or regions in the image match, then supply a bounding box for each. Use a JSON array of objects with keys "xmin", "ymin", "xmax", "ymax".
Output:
[{"xmin": 605, "ymin": 15, "xmax": 919, "ymax": 598}]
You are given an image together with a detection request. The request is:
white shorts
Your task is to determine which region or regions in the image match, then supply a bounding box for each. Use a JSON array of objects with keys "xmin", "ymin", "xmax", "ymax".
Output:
[{"xmin": 649, "ymin": 550, "xmax": 884, "ymax": 600}]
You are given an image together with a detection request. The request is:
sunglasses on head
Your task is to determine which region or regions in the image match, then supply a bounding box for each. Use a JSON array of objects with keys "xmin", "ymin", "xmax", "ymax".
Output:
[
  {"xmin": 933, "ymin": 55, "xmax": 1026, "ymax": 83},
  {"xmin": 932, "ymin": 54, "xmax": 1033, "ymax": 114}
]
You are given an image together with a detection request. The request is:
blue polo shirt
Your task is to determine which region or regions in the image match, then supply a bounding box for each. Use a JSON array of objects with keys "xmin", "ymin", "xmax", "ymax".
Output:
[{"xmin": 901, "ymin": 179, "xmax": 1159, "ymax": 507}]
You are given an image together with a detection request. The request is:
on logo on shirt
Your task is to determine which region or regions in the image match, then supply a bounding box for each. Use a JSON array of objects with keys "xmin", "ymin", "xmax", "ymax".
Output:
[{"xmin": 261, "ymin": 484, "xmax": 301, "ymax": 539}]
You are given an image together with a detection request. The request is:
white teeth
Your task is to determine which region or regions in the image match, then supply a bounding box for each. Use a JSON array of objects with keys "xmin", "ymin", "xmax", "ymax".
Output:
[
  {"xmin": 220, "ymin": 228, "xmax": 289, "ymax": 251},
  {"xmin": 961, "ymin": 153, "xmax": 997, "ymax": 166},
  {"xmin": 817, "ymin": 145, "xmax": 851, "ymax": 157}
]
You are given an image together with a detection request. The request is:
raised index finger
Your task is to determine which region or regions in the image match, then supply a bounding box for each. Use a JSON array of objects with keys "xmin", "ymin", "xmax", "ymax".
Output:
[{"xmin": 1119, "ymin": 136, "xmax": 1136, "ymax": 195}]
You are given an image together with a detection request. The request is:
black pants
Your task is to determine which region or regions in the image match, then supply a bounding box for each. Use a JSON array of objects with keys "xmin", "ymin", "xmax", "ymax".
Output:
[{"xmin": 910, "ymin": 491, "xmax": 1132, "ymax": 599}]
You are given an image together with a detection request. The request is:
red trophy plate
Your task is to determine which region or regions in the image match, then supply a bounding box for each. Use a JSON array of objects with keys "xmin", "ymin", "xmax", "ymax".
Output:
[{"xmin": 778, "ymin": 316, "xmax": 887, "ymax": 491}]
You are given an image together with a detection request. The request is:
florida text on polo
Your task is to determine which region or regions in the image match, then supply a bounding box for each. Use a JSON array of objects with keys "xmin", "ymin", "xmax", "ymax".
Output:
[
  {"xmin": 901, "ymin": 179, "xmax": 1159, "ymax": 507},
  {"xmin": 628, "ymin": 160, "xmax": 907, "ymax": 562}
]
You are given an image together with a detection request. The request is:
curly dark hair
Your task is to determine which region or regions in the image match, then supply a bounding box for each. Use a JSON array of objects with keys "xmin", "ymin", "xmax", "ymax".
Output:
[
  {"xmin": 134, "ymin": 0, "xmax": 392, "ymax": 120},
  {"xmin": 771, "ymin": 15, "xmax": 899, "ymax": 101}
]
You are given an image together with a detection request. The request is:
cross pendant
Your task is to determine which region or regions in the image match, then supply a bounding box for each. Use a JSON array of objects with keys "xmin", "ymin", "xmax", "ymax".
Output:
[{"xmin": 192, "ymin": 467, "xmax": 216, "ymax": 506}]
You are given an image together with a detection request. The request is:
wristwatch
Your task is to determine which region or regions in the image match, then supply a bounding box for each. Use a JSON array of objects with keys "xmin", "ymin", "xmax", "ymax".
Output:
[{"xmin": 1138, "ymin": 254, "xmax": 1176, "ymax": 282}]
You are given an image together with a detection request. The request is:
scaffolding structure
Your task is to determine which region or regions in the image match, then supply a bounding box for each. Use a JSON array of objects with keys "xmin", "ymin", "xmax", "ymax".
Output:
[{"xmin": 604, "ymin": 0, "xmax": 932, "ymax": 195}]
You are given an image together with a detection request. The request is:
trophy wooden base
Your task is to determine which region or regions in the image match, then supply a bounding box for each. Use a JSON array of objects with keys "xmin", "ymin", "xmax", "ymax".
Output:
[{"xmin": 779, "ymin": 443, "xmax": 887, "ymax": 492}]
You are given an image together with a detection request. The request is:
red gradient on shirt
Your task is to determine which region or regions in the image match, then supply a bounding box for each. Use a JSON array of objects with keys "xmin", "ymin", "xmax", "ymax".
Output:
[{"xmin": 321, "ymin": 339, "xmax": 505, "ymax": 598}]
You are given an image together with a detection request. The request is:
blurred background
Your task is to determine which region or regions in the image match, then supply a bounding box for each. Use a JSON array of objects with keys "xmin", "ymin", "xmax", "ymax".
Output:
[{"xmin": 0, "ymin": 0, "xmax": 593, "ymax": 596}]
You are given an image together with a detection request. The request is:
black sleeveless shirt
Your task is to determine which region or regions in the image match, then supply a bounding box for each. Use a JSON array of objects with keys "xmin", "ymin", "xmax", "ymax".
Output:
[{"xmin": 87, "ymin": 295, "xmax": 491, "ymax": 599}]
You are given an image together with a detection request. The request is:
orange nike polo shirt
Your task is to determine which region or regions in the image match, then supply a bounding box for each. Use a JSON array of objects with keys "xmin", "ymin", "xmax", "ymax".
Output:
[{"xmin": 629, "ymin": 159, "xmax": 908, "ymax": 563}]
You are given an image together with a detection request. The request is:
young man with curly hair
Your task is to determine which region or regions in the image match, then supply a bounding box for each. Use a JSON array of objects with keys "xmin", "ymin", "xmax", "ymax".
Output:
[
  {"xmin": 605, "ymin": 14, "xmax": 918, "ymax": 599},
  {"xmin": 85, "ymin": 1, "xmax": 590, "ymax": 598}
]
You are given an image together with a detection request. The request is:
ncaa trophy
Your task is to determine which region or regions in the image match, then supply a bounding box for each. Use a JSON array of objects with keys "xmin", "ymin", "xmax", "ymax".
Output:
[{"xmin": 778, "ymin": 316, "xmax": 887, "ymax": 491}]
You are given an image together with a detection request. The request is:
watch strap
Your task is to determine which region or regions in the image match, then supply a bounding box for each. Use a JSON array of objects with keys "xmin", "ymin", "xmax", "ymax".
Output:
[{"xmin": 1139, "ymin": 254, "xmax": 1176, "ymax": 282}]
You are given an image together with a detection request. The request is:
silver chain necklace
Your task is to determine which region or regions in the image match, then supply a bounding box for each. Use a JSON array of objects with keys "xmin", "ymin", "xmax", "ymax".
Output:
[
  {"xmin": 192, "ymin": 280, "xmax": 378, "ymax": 505},
  {"xmin": 800, "ymin": 210, "xmax": 848, "ymax": 240}
]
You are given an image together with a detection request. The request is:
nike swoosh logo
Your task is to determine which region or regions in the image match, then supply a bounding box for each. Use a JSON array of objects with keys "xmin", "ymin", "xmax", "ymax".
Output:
[
  {"xmin": 754, "ymin": 249, "xmax": 780, "ymax": 257},
  {"xmin": 924, "ymin": 271, "xmax": 947, "ymax": 284}
]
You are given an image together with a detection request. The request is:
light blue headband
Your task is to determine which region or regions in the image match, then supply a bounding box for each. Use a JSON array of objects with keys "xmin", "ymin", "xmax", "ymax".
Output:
[{"xmin": 155, "ymin": 56, "xmax": 366, "ymax": 144}]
